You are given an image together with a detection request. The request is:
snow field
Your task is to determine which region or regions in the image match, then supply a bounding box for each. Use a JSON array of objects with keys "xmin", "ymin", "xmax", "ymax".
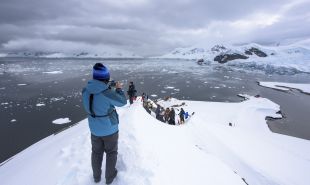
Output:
[
  {"xmin": 0, "ymin": 97, "xmax": 310, "ymax": 185},
  {"xmin": 183, "ymin": 98, "xmax": 310, "ymax": 185},
  {"xmin": 121, "ymin": 102, "xmax": 245, "ymax": 185}
]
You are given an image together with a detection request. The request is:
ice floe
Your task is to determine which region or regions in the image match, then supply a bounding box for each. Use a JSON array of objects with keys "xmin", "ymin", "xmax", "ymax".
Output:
[
  {"xmin": 164, "ymin": 86, "xmax": 175, "ymax": 89},
  {"xmin": 52, "ymin": 118, "xmax": 71, "ymax": 125},
  {"xmin": 36, "ymin": 103, "xmax": 46, "ymax": 107},
  {"xmin": 259, "ymin": 81, "xmax": 310, "ymax": 94},
  {"xmin": 43, "ymin": 71, "xmax": 63, "ymax": 74},
  {"xmin": 10, "ymin": 119, "xmax": 17, "ymax": 123},
  {"xmin": 50, "ymin": 97, "xmax": 65, "ymax": 102}
]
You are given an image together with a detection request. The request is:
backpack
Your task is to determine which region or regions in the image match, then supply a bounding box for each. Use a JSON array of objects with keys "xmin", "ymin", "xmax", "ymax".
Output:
[
  {"xmin": 87, "ymin": 89, "xmax": 119, "ymax": 125},
  {"xmin": 185, "ymin": 112, "xmax": 189, "ymax": 119}
]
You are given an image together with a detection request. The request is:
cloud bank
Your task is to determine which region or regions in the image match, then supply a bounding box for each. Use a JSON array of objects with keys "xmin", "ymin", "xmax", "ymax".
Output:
[{"xmin": 0, "ymin": 0, "xmax": 309, "ymax": 56}]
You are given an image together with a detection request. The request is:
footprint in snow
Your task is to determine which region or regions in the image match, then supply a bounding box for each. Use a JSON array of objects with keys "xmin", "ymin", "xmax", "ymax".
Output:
[
  {"xmin": 116, "ymin": 154, "xmax": 127, "ymax": 172},
  {"xmin": 56, "ymin": 167, "xmax": 78, "ymax": 185}
]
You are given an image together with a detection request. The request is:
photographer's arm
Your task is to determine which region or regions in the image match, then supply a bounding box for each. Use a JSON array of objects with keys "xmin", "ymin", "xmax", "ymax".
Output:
[{"xmin": 104, "ymin": 88, "xmax": 127, "ymax": 107}]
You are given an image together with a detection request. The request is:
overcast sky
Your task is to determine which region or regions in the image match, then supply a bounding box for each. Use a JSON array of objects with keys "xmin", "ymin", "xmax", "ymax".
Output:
[{"xmin": 0, "ymin": 0, "xmax": 309, "ymax": 56}]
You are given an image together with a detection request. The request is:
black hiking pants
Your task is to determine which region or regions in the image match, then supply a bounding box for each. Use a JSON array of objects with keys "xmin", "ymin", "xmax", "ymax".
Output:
[
  {"xmin": 129, "ymin": 95, "xmax": 134, "ymax": 104},
  {"xmin": 91, "ymin": 131, "xmax": 118, "ymax": 182},
  {"xmin": 168, "ymin": 119, "xmax": 175, "ymax": 125},
  {"xmin": 180, "ymin": 115, "xmax": 185, "ymax": 123}
]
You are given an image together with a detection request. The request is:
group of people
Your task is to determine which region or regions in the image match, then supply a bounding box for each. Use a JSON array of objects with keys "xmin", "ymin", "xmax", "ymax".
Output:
[{"xmin": 155, "ymin": 105, "xmax": 187, "ymax": 125}]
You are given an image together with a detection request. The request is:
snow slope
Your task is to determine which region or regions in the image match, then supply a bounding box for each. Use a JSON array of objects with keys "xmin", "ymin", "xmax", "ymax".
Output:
[
  {"xmin": 1, "ymin": 97, "xmax": 310, "ymax": 185},
  {"xmin": 259, "ymin": 82, "xmax": 310, "ymax": 94},
  {"xmin": 157, "ymin": 46, "xmax": 218, "ymax": 60}
]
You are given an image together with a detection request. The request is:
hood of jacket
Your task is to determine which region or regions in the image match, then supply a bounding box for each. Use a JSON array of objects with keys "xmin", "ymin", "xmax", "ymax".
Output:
[{"xmin": 85, "ymin": 79, "xmax": 108, "ymax": 94}]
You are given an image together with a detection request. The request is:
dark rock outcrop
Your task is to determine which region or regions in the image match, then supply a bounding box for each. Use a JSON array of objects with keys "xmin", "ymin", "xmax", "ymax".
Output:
[
  {"xmin": 197, "ymin": 58, "xmax": 204, "ymax": 65},
  {"xmin": 172, "ymin": 50, "xmax": 181, "ymax": 55},
  {"xmin": 211, "ymin": 45, "xmax": 227, "ymax": 52},
  {"xmin": 214, "ymin": 53, "xmax": 249, "ymax": 63},
  {"xmin": 245, "ymin": 47, "xmax": 267, "ymax": 57},
  {"xmin": 189, "ymin": 48, "xmax": 205, "ymax": 54},
  {"xmin": 244, "ymin": 50, "xmax": 253, "ymax": 55},
  {"xmin": 76, "ymin": 52, "xmax": 89, "ymax": 57}
]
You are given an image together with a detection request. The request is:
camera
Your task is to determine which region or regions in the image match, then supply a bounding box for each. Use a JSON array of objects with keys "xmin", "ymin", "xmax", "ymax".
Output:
[{"xmin": 108, "ymin": 80, "xmax": 117, "ymax": 89}]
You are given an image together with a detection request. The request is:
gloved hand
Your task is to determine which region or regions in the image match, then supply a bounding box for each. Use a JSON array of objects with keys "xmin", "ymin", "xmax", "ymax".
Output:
[{"xmin": 115, "ymin": 81, "xmax": 123, "ymax": 89}]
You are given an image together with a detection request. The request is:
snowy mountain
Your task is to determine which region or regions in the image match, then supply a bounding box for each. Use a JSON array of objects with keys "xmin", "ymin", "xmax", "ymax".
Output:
[
  {"xmin": 157, "ymin": 44, "xmax": 249, "ymax": 60},
  {"xmin": 0, "ymin": 50, "xmax": 143, "ymax": 59},
  {"xmin": 157, "ymin": 42, "xmax": 310, "ymax": 73},
  {"xmin": 158, "ymin": 42, "xmax": 310, "ymax": 60},
  {"xmin": 1, "ymin": 97, "xmax": 310, "ymax": 185}
]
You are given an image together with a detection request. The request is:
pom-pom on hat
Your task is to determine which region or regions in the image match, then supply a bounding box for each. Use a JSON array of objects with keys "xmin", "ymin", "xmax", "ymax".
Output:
[{"xmin": 93, "ymin": 63, "xmax": 110, "ymax": 81}]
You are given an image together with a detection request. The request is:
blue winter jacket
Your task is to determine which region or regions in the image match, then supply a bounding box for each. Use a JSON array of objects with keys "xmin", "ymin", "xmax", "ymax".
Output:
[{"xmin": 82, "ymin": 80, "xmax": 127, "ymax": 136}]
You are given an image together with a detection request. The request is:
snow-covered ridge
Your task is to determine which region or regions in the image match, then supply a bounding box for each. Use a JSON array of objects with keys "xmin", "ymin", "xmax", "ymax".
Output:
[
  {"xmin": 158, "ymin": 42, "xmax": 310, "ymax": 60},
  {"xmin": 1, "ymin": 97, "xmax": 310, "ymax": 185},
  {"xmin": 156, "ymin": 43, "xmax": 270, "ymax": 60},
  {"xmin": 0, "ymin": 51, "xmax": 143, "ymax": 59},
  {"xmin": 157, "ymin": 42, "xmax": 310, "ymax": 73}
]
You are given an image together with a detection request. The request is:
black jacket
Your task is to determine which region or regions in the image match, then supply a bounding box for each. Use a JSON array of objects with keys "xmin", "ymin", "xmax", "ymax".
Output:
[
  {"xmin": 169, "ymin": 109, "xmax": 175, "ymax": 121},
  {"xmin": 127, "ymin": 84, "xmax": 137, "ymax": 96}
]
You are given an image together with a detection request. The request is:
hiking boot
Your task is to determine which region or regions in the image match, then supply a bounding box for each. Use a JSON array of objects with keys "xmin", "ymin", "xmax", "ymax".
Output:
[
  {"xmin": 106, "ymin": 170, "xmax": 118, "ymax": 184},
  {"xmin": 94, "ymin": 176, "xmax": 101, "ymax": 183}
]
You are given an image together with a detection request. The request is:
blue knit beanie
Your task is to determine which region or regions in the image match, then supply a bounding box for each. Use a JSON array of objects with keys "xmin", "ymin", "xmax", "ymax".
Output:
[{"xmin": 93, "ymin": 63, "xmax": 110, "ymax": 81}]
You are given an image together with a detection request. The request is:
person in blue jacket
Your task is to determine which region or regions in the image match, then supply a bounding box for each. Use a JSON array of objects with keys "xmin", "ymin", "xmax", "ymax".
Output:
[{"xmin": 82, "ymin": 63, "xmax": 127, "ymax": 184}]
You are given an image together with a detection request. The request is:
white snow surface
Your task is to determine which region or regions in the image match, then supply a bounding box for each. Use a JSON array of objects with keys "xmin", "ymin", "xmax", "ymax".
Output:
[
  {"xmin": 1, "ymin": 97, "xmax": 310, "ymax": 185},
  {"xmin": 52, "ymin": 118, "xmax": 72, "ymax": 125},
  {"xmin": 259, "ymin": 81, "xmax": 310, "ymax": 94}
]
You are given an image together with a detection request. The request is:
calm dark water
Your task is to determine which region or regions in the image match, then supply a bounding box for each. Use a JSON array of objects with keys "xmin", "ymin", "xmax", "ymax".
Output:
[{"xmin": 0, "ymin": 58, "xmax": 310, "ymax": 163}]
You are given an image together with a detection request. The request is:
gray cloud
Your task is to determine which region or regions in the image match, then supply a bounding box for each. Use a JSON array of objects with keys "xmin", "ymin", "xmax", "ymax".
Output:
[{"xmin": 0, "ymin": 0, "xmax": 309, "ymax": 56}]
